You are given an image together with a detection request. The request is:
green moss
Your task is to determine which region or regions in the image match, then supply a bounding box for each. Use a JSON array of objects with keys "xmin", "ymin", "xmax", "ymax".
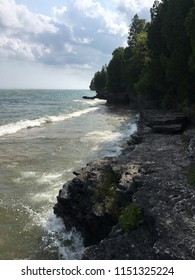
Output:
[
  {"xmin": 119, "ymin": 204, "xmax": 143, "ymax": 234},
  {"xmin": 94, "ymin": 169, "xmax": 119, "ymax": 216},
  {"xmin": 188, "ymin": 166, "xmax": 195, "ymax": 187}
]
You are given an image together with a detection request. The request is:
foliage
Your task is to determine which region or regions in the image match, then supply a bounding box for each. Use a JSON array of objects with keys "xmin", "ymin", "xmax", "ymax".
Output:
[
  {"xmin": 89, "ymin": 0, "xmax": 195, "ymax": 111},
  {"xmin": 119, "ymin": 204, "xmax": 143, "ymax": 234},
  {"xmin": 127, "ymin": 14, "xmax": 147, "ymax": 48},
  {"xmin": 185, "ymin": 6, "xmax": 195, "ymax": 73},
  {"xmin": 188, "ymin": 166, "xmax": 195, "ymax": 187},
  {"xmin": 107, "ymin": 47, "xmax": 125, "ymax": 94},
  {"xmin": 125, "ymin": 31, "xmax": 150, "ymax": 95},
  {"xmin": 90, "ymin": 65, "xmax": 107, "ymax": 91},
  {"xmin": 89, "ymin": 77, "xmax": 95, "ymax": 91},
  {"xmin": 94, "ymin": 169, "xmax": 119, "ymax": 216}
]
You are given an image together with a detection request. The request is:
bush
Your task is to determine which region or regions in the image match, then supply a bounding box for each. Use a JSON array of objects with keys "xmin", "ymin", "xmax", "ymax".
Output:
[
  {"xmin": 188, "ymin": 166, "xmax": 195, "ymax": 187},
  {"xmin": 119, "ymin": 204, "xmax": 143, "ymax": 234},
  {"xmin": 94, "ymin": 169, "xmax": 119, "ymax": 216}
]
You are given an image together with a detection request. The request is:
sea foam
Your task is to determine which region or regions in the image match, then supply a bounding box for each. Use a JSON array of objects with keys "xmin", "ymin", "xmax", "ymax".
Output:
[
  {"xmin": 0, "ymin": 107, "xmax": 99, "ymax": 137},
  {"xmin": 74, "ymin": 98, "xmax": 107, "ymax": 106},
  {"xmin": 40, "ymin": 211, "xmax": 84, "ymax": 260}
]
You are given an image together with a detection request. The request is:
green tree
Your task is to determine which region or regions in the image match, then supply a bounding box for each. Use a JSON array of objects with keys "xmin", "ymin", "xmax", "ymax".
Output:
[
  {"xmin": 150, "ymin": 0, "xmax": 161, "ymax": 22},
  {"xmin": 125, "ymin": 32, "xmax": 150, "ymax": 94},
  {"xmin": 89, "ymin": 77, "xmax": 95, "ymax": 90},
  {"xmin": 124, "ymin": 15, "xmax": 149, "ymax": 96},
  {"xmin": 107, "ymin": 47, "xmax": 125, "ymax": 93},
  {"xmin": 89, "ymin": 0, "xmax": 195, "ymax": 108},
  {"xmin": 127, "ymin": 14, "xmax": 146, "ymax": 48},
  {"xmin": 90, "ymin": 65, "xmax": 107, "ymax": 92},
  {"xmin": 146, "ymin": 0, "xmax": 168, "ymax": 103},
  {"xmin": 145, "ymin": 0, "xmax": 195, "ymax": 107},
  {"xmin": 186, "ymin": 6, "xmax": 195, "ymax": 73},
  {"xmin": 160, "ymin": 0, "xmax": 194, "ymax": 106}
]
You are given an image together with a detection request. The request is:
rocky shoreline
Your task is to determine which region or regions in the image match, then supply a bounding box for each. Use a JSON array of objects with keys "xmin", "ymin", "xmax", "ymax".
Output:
[{"xmin": 54, "ymin": 109, "xmax": 195, "ymax": 260}]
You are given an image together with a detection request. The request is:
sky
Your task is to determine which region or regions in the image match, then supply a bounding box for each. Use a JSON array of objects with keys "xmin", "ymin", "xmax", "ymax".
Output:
[{"xmin": 0, "ymin": 0, "xmax": 155, "ymax": 89}]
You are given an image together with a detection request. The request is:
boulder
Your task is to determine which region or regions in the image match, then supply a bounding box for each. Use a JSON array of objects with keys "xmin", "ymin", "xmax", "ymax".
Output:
[{"xmin": 54, "ymin": 159, "xmax": 119, "ymax": 246}]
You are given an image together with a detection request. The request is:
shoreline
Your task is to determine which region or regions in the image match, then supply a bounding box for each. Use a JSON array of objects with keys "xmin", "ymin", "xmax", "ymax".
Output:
[{"xmin": 54, "ymin": 109, "xmax": 195, "ymax": 260}]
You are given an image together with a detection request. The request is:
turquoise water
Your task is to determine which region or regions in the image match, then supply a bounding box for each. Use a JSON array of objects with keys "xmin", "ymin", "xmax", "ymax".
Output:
[{"xmin": 0, "ymin": 89, "xmax": 137, "ymax": 259}]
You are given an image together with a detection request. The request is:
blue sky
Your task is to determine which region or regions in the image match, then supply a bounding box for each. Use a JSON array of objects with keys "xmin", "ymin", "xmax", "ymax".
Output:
[{"xmin": 0, "ymin": 0, "xmax": 154, "ymax": 89}]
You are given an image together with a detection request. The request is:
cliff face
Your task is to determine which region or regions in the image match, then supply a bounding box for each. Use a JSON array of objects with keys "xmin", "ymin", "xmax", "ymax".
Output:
[{"xmin": 54, "ymin": 110, "xmax": 195, "ymax": 260}]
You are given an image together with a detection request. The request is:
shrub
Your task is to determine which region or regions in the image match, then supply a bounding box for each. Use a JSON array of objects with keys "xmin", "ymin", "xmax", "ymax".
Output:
[
  {"xmin": 188, "ymin": 166, "xmax": 195, "ymax": 187},
  {"xmin": 94, "ymin": 169, "xmax": 119, "ymax": 216},
  {"xmin": 119, "ymin": 204, "xmax": 143, "ymax": 234}
]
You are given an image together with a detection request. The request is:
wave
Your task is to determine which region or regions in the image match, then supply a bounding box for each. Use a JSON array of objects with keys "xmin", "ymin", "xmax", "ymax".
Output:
[
  {"xmin": 19, "ymin": 204, "xmax": 84, "ymax": 259},
  {"xmin": 40, "ymin": 211, "xmax": 84, "ymax": 260},
  {"xmin": 74, "ymin": 98, "xmax": 107, "ymax": 106},
  {"xmin": 82, "ymin": 130, "xmax": 123, "ymax": 156},
  {"xmin": 84, "ymin": 130, "xmax": 122, "ymax": 143},
  {"xmin": 0, "ymin": 107, "xmax": 99, "ymax": 137}
]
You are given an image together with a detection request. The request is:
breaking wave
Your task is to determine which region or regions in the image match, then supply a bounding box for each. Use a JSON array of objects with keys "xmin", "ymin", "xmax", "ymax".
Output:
[{"xmin": 0, "ymin": 107, "xmax": 99, "ymax": 137}]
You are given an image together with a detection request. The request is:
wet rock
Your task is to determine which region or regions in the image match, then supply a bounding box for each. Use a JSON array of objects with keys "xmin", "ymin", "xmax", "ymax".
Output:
[
  {"xmin": 54, "ymin": 159, "xmax": 119, "ymax": 246},
  {"xmin": 82, "ymin": 96, "xmax": 96, "ymax": 99},
  {"xmin": 127, "ymin": 132, "xmax": 143, "ymax": 145}
]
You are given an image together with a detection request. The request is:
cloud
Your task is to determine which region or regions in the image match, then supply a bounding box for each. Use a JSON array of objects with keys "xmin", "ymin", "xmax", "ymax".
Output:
[
  {"xmin": 0, "ymin": 0, "xmax": 154, "ymax": 88},
  {"xmin": 0, "ymin": 0, "xmax": 59, "ymax": 62},
  {"xmin": 113, "ymin": 0, "xmax": 154, "ymax": 14},
  {"xmin": 49, "ymin": 0, "xmax": 129, "ymax": 65},
  {"xmin": 0, "ymin": 36, "xmax": 51, "ymax": 60},
  {"xmin": 0, "ymin": 0, "xmax": 58, "ymax": 34}
]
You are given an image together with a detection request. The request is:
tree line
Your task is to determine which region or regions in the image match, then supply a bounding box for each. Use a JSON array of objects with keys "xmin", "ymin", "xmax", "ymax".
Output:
[{"xmin": 90, "ymin": 0, "xmax": 195, "ymax": 110}]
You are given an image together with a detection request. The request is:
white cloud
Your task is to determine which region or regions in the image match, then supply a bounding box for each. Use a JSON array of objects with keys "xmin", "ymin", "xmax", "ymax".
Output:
[
  {"xmin": 52, "ymin": 6, "xmax": 68, "ymax": 22},
  {"xmin": 73, "ymin": 36, "xmax": 93, "ymax": 45},
  {"xmin": 0, "ymin": 0, "xmax": 58, "ymax": 34},
  {"xmin": 113, "ymin": 0, "xmax": 154, "ymax": 13},
  {"xmin": 73, "ymin": 0, "xmax": 128, "ymax": 36},
  {"xmin": 0, "ymin": 0, "xmax": 154, "ymax": 88},
  {"xmin": 0, "ymin": 36, "xmax": 50, "ymax": 61},
  {"xmin": 64, "ymin": 43, "xmax": 76, "ymax": 54}
]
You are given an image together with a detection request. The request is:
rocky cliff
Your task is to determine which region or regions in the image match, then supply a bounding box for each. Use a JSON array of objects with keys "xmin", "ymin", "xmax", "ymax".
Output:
[
  {"xmin": 85, "ymin": 89, "xmax": 130, "ymax": 104},
  {"xmin": 54, "ymin": 110, "xmax": 195, "ymax": 259}
]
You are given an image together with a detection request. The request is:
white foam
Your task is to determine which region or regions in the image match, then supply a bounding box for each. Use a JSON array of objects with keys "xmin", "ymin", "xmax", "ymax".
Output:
[
  {"xmin": 40, "ymin": 211, "xmax": 84, "ymax": 260},
  {"xmin": 0, "ymin": 107, "xmax": 99, "ymax": 137},
  {"xmin": 18, "ymin": 203, "xmax": 83, "ymax": 259},
  {"xmin": 74, "ymin": 98, "xmax": 107, "ymax": 106},
  {"xmin": 85, "ymin": 130, "xmax": 122, "ymax": 143},
  {"xmin": 37, "ymin": 172, "xmax": 62, "ymax": 184},
  {"xmin": 20, "ymin": 171, "xmax": 37, "ymax": 179}
]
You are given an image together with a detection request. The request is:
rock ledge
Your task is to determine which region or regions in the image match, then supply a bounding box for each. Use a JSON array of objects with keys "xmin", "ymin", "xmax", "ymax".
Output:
[{"xmin": 54, "ymin": 110, "xmax": 195, "ymax": 259}]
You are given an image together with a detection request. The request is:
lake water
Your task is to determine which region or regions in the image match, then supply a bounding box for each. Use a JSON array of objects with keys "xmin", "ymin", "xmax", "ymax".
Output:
[{"xmin": 0, "ymin": 89, "xmax": 137, "ymax": 259}]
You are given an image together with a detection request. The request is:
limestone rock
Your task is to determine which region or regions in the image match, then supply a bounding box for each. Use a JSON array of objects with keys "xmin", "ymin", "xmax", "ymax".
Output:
[{"xmin": 54, "ymin": 110, "xmax": 195, "ymax": 259}]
